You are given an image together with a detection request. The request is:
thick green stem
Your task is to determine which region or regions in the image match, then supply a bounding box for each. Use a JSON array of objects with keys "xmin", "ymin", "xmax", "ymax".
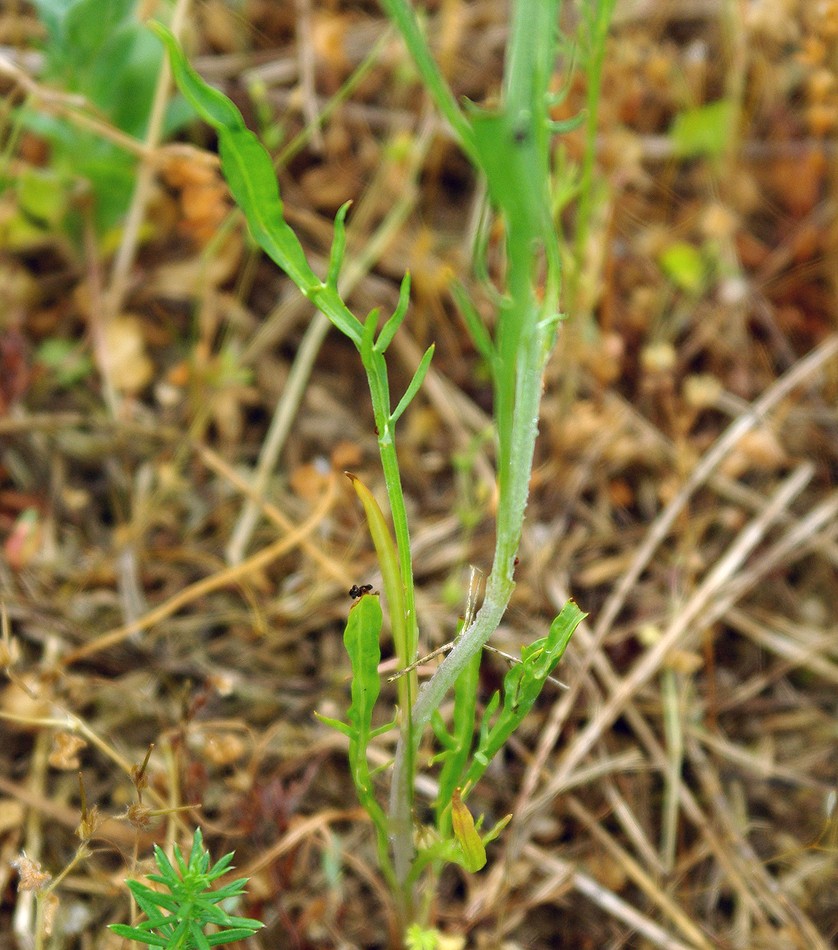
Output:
[
  {"xmin": 386, "ymin": 0, "xmax": 563, "ymax": 893},
  {"xmin": 389, "ymin": 308, "xmax": 552, "ymax": 886}
]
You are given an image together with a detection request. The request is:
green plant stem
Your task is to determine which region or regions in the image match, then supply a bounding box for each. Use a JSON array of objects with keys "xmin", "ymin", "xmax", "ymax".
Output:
[
  {"xmin": 567, "ymin": 0, "xmax": 617, "ymax": 318},
  {"xmin": 377, "ymin": 0, "xmax": 476, "ymax": 163},
  {"xmin": 227, "ymin": 115, "xmax": 435, "ymax": 565},
  {"xmin": 387, "ymin": 0, "xmax": 563, "ymax": 893}
]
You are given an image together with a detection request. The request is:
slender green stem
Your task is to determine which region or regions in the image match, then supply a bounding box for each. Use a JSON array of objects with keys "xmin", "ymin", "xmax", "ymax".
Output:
[
  {"xmin": 360, "ymin": 350, "xmax": 419, "ymax": 921},
  {"xmin": 567, "ymin": 0, "xmax": 618, "ymax": 317},
  {"xmin": 377, "ymin": 0, "xmax": 477, "ymax": 163}
]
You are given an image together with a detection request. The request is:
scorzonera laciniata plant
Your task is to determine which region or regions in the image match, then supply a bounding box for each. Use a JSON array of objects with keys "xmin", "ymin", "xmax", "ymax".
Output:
[{"xmin": 154, "ymin": 0, "xmax": 613, "ymax": 930}]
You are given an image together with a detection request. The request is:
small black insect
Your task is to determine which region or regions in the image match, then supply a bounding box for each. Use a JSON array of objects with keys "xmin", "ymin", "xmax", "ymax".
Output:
[{"xmin": 348, "ymin": 583, "xmax": 374, "ymax": 599}]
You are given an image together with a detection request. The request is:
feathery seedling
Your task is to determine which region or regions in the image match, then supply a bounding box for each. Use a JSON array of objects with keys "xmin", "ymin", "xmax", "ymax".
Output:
[
  {"xmin": 109, "ymin": 829, "xmax": 263, "ymax": 949},
  {"xmin": 152, "ymin": 0, "xmax": 607, "ymax": 930}
]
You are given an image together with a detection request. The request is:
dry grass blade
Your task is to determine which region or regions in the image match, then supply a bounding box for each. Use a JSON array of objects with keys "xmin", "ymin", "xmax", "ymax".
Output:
[
  {"xmin": 61, "ymin": 475, "xmax": 337, "ymax": 665},
  {"xmin": 590, "ymin": 334, "xmax": 838, "ymax": 651}
]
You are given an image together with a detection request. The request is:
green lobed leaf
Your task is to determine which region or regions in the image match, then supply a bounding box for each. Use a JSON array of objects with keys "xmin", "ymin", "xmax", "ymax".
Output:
[{"xmin": 464, "ymin": 601, "xmax": 585, "ymax": 788}]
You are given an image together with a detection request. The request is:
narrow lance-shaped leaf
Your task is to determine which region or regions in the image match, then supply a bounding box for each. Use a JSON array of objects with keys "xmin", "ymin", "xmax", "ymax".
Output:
[
  {"xmin": 150, "ymin": 22, "xmax": 363, "ymax": 347},
  {"xmin": 317, "ymin": 595, "xmax": 388, "ymax": 792},
  {"xmin": 435, "ymin": 645, "xmax": 481, "ymax": 833},
  {"xmin": 344, "ymin": 594, "xmax": 384, "ymax": 760},
  {"xmin": 327, "ymin": 201, "xmax": 352, "ymax": 287},
  {"xmin": 377, "ymin": 0, "xmax": 477, "ymax": 162},
  {"xmin": 549, "ymin": 112, "xmax": 587, "ymax": 135},
  {"xmin": 346, "ymin": 473, "xmax": 415, "ymax": 705},
  {"xmin": 109, "ymin": 926, "xmax": 169, "ymax": 947},
  {"xmin": 340, "ymin": 592, "xmax": 398, "ymax": 885},
  {"xmin": 357, "ymin": 309, "xmax": 393, "ymax": 424},
  {"xmin": 207, "ymin": 930, "xmax": 265, "ymax": 947},
  {"xmin": 390, "ymin": 344, "xmax": 434, "ymax": 426},
  {"xmin": 205, "ymin": 932, "xmax": 262, "ymax": 947},
  {"xmin": 375, "ymin": 273, "xmax": 412, "ymax": 354},
  {"xmin": 361, "ymin": 307, "xmax": 379, "ymax": 360},
  {"xmin": 191, "ymin": 921, "xmax": 211, "ymax": 950},
  {"xmin": 150, "ymin": 24, "xmax": 312, "ymax": 283},
  {"xmin": 451, "ymin": 281, "xmax": 496, "ymax": 372}
]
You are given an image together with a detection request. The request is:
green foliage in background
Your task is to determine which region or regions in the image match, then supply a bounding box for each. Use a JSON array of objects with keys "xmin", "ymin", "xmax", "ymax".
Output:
[
  {"xmin": 7, "ymin": 0, "xmax": 190, "ymax": 242},
  {"xmin": 670, "ymin": 99, "xmax": 735, "ymax": 160}
]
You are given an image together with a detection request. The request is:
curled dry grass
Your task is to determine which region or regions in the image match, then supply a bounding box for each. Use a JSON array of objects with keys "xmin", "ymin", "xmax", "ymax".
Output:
[{"xmin": 1, "ymin": 0, "xmax": 837, "ymax": 947}]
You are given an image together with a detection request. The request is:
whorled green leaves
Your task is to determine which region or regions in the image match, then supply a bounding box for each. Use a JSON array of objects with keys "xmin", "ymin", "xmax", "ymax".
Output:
[{"xmin": 108, "ymin": 828, "xmax": 263, "ymax": 949}]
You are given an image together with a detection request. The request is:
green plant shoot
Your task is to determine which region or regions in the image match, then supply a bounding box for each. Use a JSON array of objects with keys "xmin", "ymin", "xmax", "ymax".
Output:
[
  {"xmin": 431, "ymin": 645, "xmax": 481, "ymax": 835},
  {"xmin": 464, "ymin": 600, "xmax": 586, "ymax": 789},
  {"xmin": 108, "ymin": 828, "xmax": 263, "ymax": 949},
  {"xmin": 151, "ymin": 0, "xmax": 606, "ymax": 927}
]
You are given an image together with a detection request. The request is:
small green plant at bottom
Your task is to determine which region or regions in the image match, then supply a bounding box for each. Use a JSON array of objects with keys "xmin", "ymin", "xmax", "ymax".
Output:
[{"xmin": 109, "ymin": 828, "xmax": 263, "ymax": 949}]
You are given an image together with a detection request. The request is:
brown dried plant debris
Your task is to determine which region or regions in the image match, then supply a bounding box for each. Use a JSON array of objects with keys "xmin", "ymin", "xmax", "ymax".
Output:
[{"xmin": 0, "ymin": 1, "xmax": 837, "ymax": 947}]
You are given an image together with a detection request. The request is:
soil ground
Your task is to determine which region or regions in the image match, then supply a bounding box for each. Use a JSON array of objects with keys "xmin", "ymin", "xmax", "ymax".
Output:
[{"xmin": 1, "ymin": 1, "xmax": 837, "ymax": 947}]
